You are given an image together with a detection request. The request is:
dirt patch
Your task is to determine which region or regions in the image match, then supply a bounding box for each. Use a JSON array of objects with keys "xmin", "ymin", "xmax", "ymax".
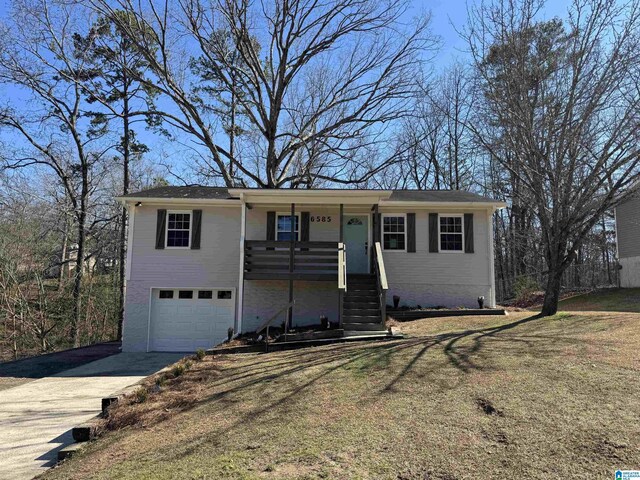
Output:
[{"xmin": 476, "ymin": 397, "xmax": 504, "ymax": 417}]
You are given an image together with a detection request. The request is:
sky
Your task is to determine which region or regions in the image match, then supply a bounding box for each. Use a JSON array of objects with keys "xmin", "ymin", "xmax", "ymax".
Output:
[{"xmin": 0, "ymin": 0, "xmax": 573, "ymax": 185}]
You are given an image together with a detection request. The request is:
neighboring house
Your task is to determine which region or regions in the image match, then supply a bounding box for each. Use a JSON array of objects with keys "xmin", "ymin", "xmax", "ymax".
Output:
[
  {"xmin": 117, "ymin": 187, "xmax": 506, "ymax": 352},
  {"xmin": 615, "ymin": 192, "xmax": 640, "ymax": 288}
]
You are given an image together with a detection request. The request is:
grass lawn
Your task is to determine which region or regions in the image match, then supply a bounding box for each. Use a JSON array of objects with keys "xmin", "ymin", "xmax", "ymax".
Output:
[
  {"xmin": 42, "ymin": 291, "xmax": 640, "ymax": 479},
  {"xmin": 557, "ymin": 287, "xmax": 640, "ymax": 312}
]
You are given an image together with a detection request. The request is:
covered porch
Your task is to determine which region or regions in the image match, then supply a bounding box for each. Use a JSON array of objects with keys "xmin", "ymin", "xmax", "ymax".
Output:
[{"xmin": 231, "ymin": 189, "xmax": 391, "ymax": 335}]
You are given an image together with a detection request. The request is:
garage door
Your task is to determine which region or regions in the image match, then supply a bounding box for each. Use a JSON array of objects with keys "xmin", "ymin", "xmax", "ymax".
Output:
[{"xmin": 149, "ymin": 288, "xmax": 235, "ymax": 352}]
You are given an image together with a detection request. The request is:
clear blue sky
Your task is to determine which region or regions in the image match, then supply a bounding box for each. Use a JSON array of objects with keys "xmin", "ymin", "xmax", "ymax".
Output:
[{"xmin": 0, "ymin": 0, "xmax": 571, "ymax": 184}]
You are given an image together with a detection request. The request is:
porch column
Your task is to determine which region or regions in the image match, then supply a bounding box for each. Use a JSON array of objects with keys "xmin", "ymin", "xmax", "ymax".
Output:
[
  {"xmin": 236, "ymin": 197, "xmax": 246, "ymax": 335},
  {"xmin": 372, "ymin": 204, "xmax": 379, "ymax": 273},
  {"xmin": 339, "ymin": 203, "xmax": 344, "ymax": 328},
  {"xmin": 287, "ymin": 202, "xmax": 295, "ymax": 330}
]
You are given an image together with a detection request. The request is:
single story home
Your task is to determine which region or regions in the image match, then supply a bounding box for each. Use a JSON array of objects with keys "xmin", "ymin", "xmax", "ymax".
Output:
[
  {"xmin": 615, "ymin": 192, "xmax": 640, "ymax": 287},
  {"xmin": 117, "ymin": 187, "xmax": 506, "ymax": 352}
]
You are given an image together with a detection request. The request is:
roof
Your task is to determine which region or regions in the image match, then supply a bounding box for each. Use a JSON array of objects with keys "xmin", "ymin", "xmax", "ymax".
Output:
[
  {"xmin": 119, "ymin": 185, "xmax": 504, "ymax": 206},
  {"xmin": 122, "ymin": 185, "xmax": 235, "ymax": 200},
  {"xmin": 387, "ymin": 190, "xmax": 499, "ymax": 203}
]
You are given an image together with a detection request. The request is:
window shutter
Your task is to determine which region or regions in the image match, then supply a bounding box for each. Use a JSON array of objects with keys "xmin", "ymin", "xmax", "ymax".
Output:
[
  {"xmin": 428, "ymin": 213, "xmax": 438, "ymax": 253},
  {"xmin": 191, "ymin": 210, "xmax": 202, "ymax": 249},
  {"xmin": 266, "ymin": 211, "xmax": 276, "ymax": 240},
  {"xmin": 375, "ymin": 213, "xmax": 381, "ymax": 244},
  {"xmin": 407, "ymin": 213, "xmax": 416, "ymax": 252},
  {"xmin": 155, "ymin": 209, "xmax": 166, "ymax": 249},
  {"xmin": 301, "ymin": 212, "xmax": 310, "ymax": 242},
  {"xmin": 464, "ymin": 213, "xmax": 474, "ymax": 253}
]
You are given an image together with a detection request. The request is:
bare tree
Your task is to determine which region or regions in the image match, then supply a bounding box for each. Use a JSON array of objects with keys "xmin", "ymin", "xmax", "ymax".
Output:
[
  {"xmin": 89, "ymin": 0, "xmax": 435, "ymax": 187},
  {"xmin": 0, "ymin": 0, "xmax": 112, "ymax": 346},
  {"xmin": 73, "ymin": 12, "xmax": 153, "ymax": 340},
  {"xmin": 465, "ymin": 0, "xmax": 640, "ymax": 315}
]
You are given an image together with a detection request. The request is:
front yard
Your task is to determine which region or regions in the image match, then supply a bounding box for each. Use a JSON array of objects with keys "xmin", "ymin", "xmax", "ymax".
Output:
[{"xmin": 42, "ymin": 290, "xmax": 640, "ymax": 479}]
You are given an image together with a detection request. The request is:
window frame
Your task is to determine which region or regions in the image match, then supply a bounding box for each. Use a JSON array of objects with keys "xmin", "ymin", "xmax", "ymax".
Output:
[
  {"xmin": 165, "ymin": 210, "xmax": 192, "ymax": 249},
  {"xmin": 275, "ymin": 212, "xmax": 300, "ymax": 242},
  {"xmin": 438, "ymin": 213, "xmax": 465, "ymax": 253},
  {"xmin": 381, "ymin": 213, "xmax": 407, "ymax": 252}
]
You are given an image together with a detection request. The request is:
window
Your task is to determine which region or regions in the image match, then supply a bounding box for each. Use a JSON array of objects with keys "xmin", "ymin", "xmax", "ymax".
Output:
[
  {"xmin": 167, "ymin": 212, "xmax": 191, "ymax": 248},
  {"xmin": 159, "ymin": 290, "xmax": 174, "ymax": 299},
  {"xmin": 276, "ymin": 214, "xmax": 299, "ymax": 241},
  {"xmin": 382, "ymin": 215, "xmax": 406, "ymax": 251},
  {"xmin": 178, "ymin": 290, "xmax": 194, "ymax": 299},
  {"xmin": 217, "ymin": 290, "xmax": 232, "ymax": 299},
  {"xmin": 439, "ymin": 215, "xmax": 463, "ymax": 252},
  {"xmin": 198, "ymin": 290, "xmax": 213, "ymax": 299}
]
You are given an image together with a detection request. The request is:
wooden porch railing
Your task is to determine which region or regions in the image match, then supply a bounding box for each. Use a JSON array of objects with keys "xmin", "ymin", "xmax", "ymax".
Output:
[
  {"xmin": 256, "ymin": 300, "xmax": 296, "ymax": 352},
  {"xmin": 338, "ymin": 242, "xmax": 347, "ymax": 327},
  {"xmin": 373, "ymin": 242, "xmax": 388, "ymax": 326},
  {"xmin": 244, "ymin": 240, "xmax": 339, "ymax": 280}
]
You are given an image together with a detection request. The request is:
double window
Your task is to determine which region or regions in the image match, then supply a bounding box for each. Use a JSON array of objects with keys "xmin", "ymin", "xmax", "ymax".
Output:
[
  {"xmin": 166, "ymin": 211, "xmax": 191, "ymax": 248},
  {"xmin": 382, "ymin": 214, "xmax": 406, "ymax": 251},
  {"xmin": 439, "ymin": 215, "xmax": 463, "ymax": 252},
  {"xmin": 276, "ymin": 214, "xmax": 299, "ymax": 241}
]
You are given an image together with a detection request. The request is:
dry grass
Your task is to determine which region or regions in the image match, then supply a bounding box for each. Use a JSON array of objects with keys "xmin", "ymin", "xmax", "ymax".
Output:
[{"xmin": 41, "ymin": 296, "xmax": 640, "ymax": 480}]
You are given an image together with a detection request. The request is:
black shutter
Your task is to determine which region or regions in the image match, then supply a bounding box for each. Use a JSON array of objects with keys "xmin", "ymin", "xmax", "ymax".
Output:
[
  {"xmin": 266, "ymin": 211, "xmax": 276, "ymax": 240},
  {"xmin": 301, "ymin": 212, "xmax": 310, "ymax": 241},
  {"xmin": 156, "ymin": 209, "xmax": 166, "ymax": 249},
  {"xmin": 266, "ymin": 211, "xmax": 276, "ymax": 250},
  {"xmin": 428, "ymin": 213, "xmax": 438, "ymax": 253},
  {"xmin": 191, "ymin": 210, "xmax": 202, "ymax": 249},
  {"xmin": 464, "ymin": 213, "xmax": 474, "ymax": 253},
  {"xmin": 300, "ymin": 212, "xmax": 310, "ymax": 251},
  {"xmin": 407, "ymin": 213, "xmax": 416, "ymax": 252},
  {"xmin": 375, "ymin": 213, "xmax": 381, "ymax": 245}
]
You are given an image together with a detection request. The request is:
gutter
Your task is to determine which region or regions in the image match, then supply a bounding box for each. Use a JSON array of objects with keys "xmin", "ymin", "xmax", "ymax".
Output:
[
  {"xmin": 378, "ymin": 200, "xmax": 507, "ymax": 209},
  {"xmin": 115, "ymin": 196, "xmax": 242, "ymax": 206}
]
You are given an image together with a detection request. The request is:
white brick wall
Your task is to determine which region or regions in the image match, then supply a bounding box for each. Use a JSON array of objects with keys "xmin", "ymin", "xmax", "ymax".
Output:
[
  {"xmin": 242, "ymin": 280, "xmax": 339, "ymax": 332},
  {"xmin": 123, "ymin": 202, "xmax": 496, "ymax": 350},
  {"xmin": 122, "ymin": 205, "xmax": 241, "ymax": 351}
]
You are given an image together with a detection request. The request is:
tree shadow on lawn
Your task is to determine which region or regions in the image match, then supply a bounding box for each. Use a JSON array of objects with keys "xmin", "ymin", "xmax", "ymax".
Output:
[{"xmin": 157, "ymin": 313, "xmax": 596, "ymax": 462}]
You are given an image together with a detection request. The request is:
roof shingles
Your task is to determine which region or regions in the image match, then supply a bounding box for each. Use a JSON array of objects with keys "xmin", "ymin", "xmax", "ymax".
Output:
[{"xmin": 123, "ymin": 186, "xmax": 501, "ymax": 204}]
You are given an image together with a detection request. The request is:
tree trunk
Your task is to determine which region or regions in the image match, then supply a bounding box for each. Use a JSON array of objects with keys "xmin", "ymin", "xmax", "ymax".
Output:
[
  {"xmin": 72, "ymin": 167, "xmax": 89, "ymax": 348},
  {"xmin": 58, "ymin": 213, "xmax": 69, "ymax": 290},
  {"xmin": 541, "ymin": 265, "xmax": 563, "ymax": 316},
  {"xmin": 117, "ymin": 87, "xmax": 130, "ymax": 342}
]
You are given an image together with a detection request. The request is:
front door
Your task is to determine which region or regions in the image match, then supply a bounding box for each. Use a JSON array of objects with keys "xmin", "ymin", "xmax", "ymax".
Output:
[{"xmin": 343, "ymin": 215, "xmax": 369, "ymax": 274}]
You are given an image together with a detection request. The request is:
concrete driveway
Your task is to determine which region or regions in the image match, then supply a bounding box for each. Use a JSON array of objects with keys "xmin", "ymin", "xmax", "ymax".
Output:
[{"xmin": 0, "ymin": 351, "xmax": 183, "ymax": 480}]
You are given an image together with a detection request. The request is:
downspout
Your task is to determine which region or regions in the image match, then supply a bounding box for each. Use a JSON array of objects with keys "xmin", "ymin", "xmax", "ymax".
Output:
[
  {"xmin": 488, "ymin": 207, "xmax": 497, "ymax": 307},
  {"xmin": 236, "ymin": 195, "xmax": 246, "ymax": 334}
]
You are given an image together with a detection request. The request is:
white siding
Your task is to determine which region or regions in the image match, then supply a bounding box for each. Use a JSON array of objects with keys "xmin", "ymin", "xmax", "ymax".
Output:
[
  {"xmin": 616, "ymin": 197, "xmax": 640, "ymax": 259},
  {"xmin": 620, "ymin": 256, "xmax": 640, "ymax": 288},
  {"xmin": 245, "ymin": 205, "xmax": 340, "ymax": 242},
  {"xmin": 123, "ymin": 205, "xmax": 241, "ymax": 351}
]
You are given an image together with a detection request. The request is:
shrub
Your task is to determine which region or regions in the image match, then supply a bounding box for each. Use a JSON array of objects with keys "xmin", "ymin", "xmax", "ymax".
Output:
[
  {"xmin": 171, "ymin": 363, "xmax": 186, "ymax": 377},
  {"xmin": 514, "ymin": 276, "xmax": 539, "ymax": 304},
  {"xmin": 195, "ymin": 348, "xmax": 206, "ymax": 361},
  {"xmin": 134, "ymin": 387, "xmax": 148, "ymax": 403}
]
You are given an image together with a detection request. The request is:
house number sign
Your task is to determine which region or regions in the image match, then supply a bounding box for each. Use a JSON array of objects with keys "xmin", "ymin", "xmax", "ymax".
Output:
[{"xmin": 310, "ymin": 216, "xmax": 332, "ymax": 222}]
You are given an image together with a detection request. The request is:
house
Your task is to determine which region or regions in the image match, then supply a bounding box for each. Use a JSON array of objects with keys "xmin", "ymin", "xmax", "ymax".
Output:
[
  {"xmin": 615, "ymin": 192, "xmax": 640, "ymax": 287},
  {"xmin": 117, "ymin": 187, "xmax": 506, "ymax": 352}
]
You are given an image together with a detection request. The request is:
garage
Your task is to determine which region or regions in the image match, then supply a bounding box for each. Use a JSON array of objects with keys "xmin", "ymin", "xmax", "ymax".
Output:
[{"xmin": 149, "ymin": 288, "xmax": 235, "ymax": 352}]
